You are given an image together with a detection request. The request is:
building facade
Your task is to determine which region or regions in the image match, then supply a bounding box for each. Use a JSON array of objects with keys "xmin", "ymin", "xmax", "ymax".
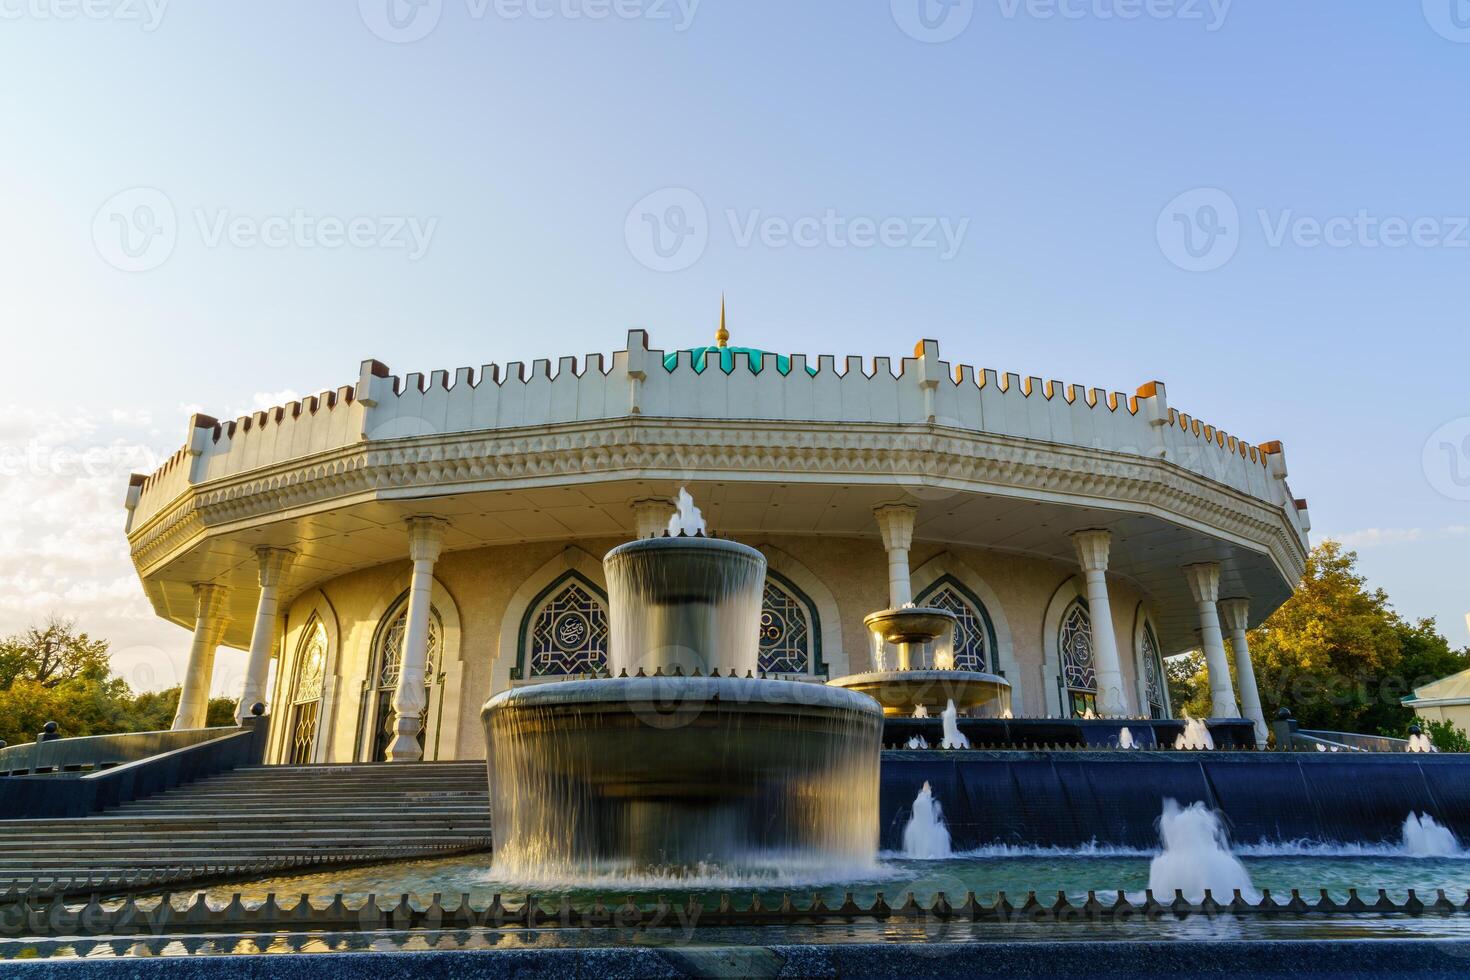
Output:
[{"xmin": 123, "ymin": 331, "xmax": 1311, "ymax": 760}]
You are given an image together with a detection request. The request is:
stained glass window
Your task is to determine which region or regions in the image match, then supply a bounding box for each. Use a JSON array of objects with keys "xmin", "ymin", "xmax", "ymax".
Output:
[
  {"xmin": 759, "ymin": 580, "xmax": 811, "ymax": 675},
  {"xmin": 527, "ymin": 580, "xmax": 609, "ymax": 677},
  {"xmin": 1141, "ymin": 622, "xmax": 1167, "ymax": 720},
  {"xmin": 371, "ymin": 603, "xmax": 442, "ymax": 762},
  {"xmin": 918, "ymin": 585, "xmax": 989, "ymax": 673},
  {"xmin": 378, "ymin": 608, "xmax": 441, "ymax": 689},
  {"xmin": 288, "ymin": 619, "xmax": 327, "ymax": 765},
  {"xmin": 1059, "ymin": 600, "xmax": 1098, "ymax": 717},
  {"xmin": 292, "ymin": 620, "xmax": 328, "ymax": 703}
]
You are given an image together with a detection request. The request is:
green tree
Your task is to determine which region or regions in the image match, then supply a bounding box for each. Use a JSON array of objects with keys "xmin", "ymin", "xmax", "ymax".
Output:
[
  {"xmin": 1246, "ymin": 540, "xmax": 1405, "ymax": 732},
  {"xmin": 0, "ymin": 618, "xmax": 239, "ymax": 747},
  {"xmin": 0, "ymin": 616, "xmax": 110, "ymax": 688},
  {"xmin": 1165, "ymin": 651, "xmax": 1210, "ymax": 719},
  {"xmin": 1159, "ymin": 543, "xmax": 1469, "ymax": 740}
]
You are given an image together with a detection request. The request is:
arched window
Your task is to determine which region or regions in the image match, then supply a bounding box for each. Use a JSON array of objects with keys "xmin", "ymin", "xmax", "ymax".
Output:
[
  {"xmin": 759, "ymin": 577, "xmax": 814, "ymax": 675},
  {"xmin": 369, "ymin": 601, "xmax": 443, "ymax": 762},
  {"xmin": 914, "ymin": 577, "xmax": 995, "ymax": 674},
  {"xmin": 520, "ymin": 574, "xmax": 609, "ymax": 678},
  {"xmin": 1140, "ymin": 621, "xmax": 1168, "ymax": 720},
  {"xmin": 287, "ymin": 618, "xmax": 327, "ymax": 765},
  {"xmin": 1058, "ymin": 599, "xmax": 1098, "ymax": 718}
]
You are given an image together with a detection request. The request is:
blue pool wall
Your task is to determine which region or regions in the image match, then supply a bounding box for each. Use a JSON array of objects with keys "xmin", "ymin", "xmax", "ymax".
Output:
[{"xmin": 878, "ymin": 750, "xmax": 1470, "ymax": 850}]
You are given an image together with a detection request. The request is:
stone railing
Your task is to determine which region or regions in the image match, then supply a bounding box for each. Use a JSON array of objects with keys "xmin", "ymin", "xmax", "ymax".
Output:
[
  {"xmin": 126, "ymin": 332, "xmax": 1310, "ymax": 548},
  {"xmin": 0, "ymin": 717, "xmax": 270, "ymax": 820},
  {"xmin": 4, "ymin": 885, "xmax": 1469, "ymax": 940},
  {"xmin": 0, "ymin": 726, "xmax": 232, "ymax": 777}
]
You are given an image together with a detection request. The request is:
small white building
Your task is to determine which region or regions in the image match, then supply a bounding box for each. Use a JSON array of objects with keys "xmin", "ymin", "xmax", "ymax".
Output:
[{"xmin": 123, "ymin": 329, "xmax": 1310, "ymax": 763}]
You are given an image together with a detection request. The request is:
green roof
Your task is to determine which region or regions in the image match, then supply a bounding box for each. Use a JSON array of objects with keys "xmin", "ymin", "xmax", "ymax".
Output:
[{"xmin": 662, "ymin": 346, "xmax": 817, "ymax": 377}]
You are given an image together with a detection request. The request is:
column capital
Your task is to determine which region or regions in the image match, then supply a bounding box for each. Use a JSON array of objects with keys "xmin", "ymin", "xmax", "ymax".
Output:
[
  {"xmin": 406, "ymin": 516, "xmax": 449, "ymax": 564},
  {"xmin": 1182, "ymin": 562, "xmax": 1221, "ymax": 604},
  {"xmin": 254, "ymin": 547, "xmax": 296, "ymax": 590},
  {"xmin": 192, "ymin": 582, "xmax": 229, "ymax": 625},
  {"xmin": 873, "ymin": 503, "xmax": 918, "ymax": 552},
  {"xmin": 1218, "ymin": 597, "xmax": 1251, "ymax": 633},
  {"xmin": 1071, "ymin": 529, "xmax": 1113, "ymax": 573},
  {"xmin": 630, "ymin": 497, "xmax": 676, "ymax": 540}
]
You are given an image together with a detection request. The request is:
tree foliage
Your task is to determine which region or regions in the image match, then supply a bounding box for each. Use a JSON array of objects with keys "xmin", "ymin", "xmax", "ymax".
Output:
[
  {"xmin": 0, "ymin": 618, "xmax": 236, "ymax": 748},
  {"xmin": 1168, "ymin": 541, "xmax": 1470, "ymax": 738},
  {"xmin": 0, "ymin": 616, "xmax": 110, "ymax": 689}
]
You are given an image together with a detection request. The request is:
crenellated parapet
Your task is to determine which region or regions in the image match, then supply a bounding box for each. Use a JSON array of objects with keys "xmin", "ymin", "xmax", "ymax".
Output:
[{"xmin": 126, "ymin": 330, "xmax": 1309, "ymax": 546}]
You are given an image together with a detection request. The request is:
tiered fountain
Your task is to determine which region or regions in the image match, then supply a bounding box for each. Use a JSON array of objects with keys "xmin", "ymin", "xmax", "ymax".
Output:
[
  {"xmin": 482, "ymin": 491, "xmax": 884, "ymax": 879},
  {"xmin": 827, "ymin": 604, "xmax": 1010, "ymax": 718}
]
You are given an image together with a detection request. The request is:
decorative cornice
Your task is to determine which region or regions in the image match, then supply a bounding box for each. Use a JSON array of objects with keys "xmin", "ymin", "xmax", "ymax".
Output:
[{"xmin": 128, "ymin": 418, "xmax": 1309, "ymax": 586}]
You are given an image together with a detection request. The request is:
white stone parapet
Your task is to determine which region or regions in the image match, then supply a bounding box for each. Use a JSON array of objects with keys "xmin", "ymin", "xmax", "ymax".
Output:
[{"xmin": 126, "ymin": 331, "xmax": 1310, "ymax": 548}]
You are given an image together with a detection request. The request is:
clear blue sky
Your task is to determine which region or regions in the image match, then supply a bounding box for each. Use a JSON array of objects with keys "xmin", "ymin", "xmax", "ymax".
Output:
[{"xmin": 2, "ymin": 1, "xmax": 1468, "ymax": 690}]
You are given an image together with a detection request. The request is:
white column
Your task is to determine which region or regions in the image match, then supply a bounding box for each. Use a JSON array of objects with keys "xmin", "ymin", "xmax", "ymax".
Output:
[
  {"xmin": 874, "ymin": 504, "xmax": 918, "ymax": 607},
  {"xmin": 1219, "ymin": 598, "xmax": 1268, "ymax": 745},
  {"xmin": 1182, "ymin": 562, "xmax": 1240, "ymax": 718},
  {"xmin": 235, "ymin": 548, "xmax": 296, "ymax": 725},
  {"xmin": 387, "ymin": 516, "xmax": 448, "ymax": 763},
  {"xmin": 172, "ymin": 584, "xmax": 229, "ymax": 731},
  {"xmin": 631, "ymin": 497, "xmax": 676, "ymax": 539},
  {"xmin": 1071, "ymin": 530, "xmax": 1129, "ymax": 717}
]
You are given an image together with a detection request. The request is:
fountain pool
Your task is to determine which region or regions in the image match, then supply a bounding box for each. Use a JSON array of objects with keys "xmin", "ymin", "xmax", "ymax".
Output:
[{"xmin": 186, "ymin": 846, "xmax": 1470, "ymax": 911}]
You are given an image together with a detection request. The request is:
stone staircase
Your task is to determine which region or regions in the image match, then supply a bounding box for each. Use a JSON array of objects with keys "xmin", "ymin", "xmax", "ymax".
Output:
[{"xmin": 0, "ymin": 762, "xmax": 491, "ymax": 896}]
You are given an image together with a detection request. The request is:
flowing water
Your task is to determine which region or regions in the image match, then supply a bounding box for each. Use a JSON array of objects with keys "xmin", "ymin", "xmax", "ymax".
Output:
[
  {"xmin": 484, "ymin": 518, "xmax": 883, "ymax": 884},
  {"xmin": 939, "ymin": 699, "xmax": 970, "ymax": 749},
  {"xmin": 1174, "ymin": 715, "xmax": 1214, "ymax": 750},
  {"xmin": 1147, "ymin": 800, "xmax": 1257, "ymax": 901},
  {"xmin": 1402, "ymin": 813, "xmax": 1462, "ymax": 857},
  {"xmin": 902, "ymin": 782, "xmax": 953, "ymax": 860}
]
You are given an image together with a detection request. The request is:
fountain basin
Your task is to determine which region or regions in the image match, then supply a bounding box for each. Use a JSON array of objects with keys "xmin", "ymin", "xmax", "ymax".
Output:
[
  {"xmin": 603, "ymin": 536, "xmax": 766, "ymax": 678},
  {"xmin": 862, "ymin": 606, "xmax": 957, "ymax": 647},
  {"xmin": 827, "ymin": 669, "xmax": 1010, "ymax": 718},
  {"xmin": 482, "ymin": 675, "xmax": 884, "ymax": 876}
]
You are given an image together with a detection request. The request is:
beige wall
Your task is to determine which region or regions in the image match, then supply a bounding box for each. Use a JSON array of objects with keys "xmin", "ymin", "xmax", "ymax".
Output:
[
  {"xmin": 1413, "ymin": 703, "xmax": 1470, "ymax": 733},
  {"xmin": 268, "ymin": 534, "xmax": 1170, "ymax": 762}
]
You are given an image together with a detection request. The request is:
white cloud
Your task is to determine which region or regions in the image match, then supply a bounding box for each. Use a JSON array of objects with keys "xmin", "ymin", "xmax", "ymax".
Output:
[{"xmin": 0, "ymin": 405, "xmax": 245, "ymax": 695}]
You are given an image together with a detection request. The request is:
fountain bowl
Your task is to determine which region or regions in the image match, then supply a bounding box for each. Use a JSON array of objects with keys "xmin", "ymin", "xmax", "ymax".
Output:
[
  {"xmin": 603, "ymin": 535, "xmax": 767, "ymax": 678},
  {"xmin": 862, "ymin": 606, "xmax": 957, "ymax": 646},
  {"xmin": 826, "ymin": 668, "xmax": 1011, "ymax": 718},
  {"xmin": 483, "ymin": 675, "xmax": 883, "ymax": 875}
]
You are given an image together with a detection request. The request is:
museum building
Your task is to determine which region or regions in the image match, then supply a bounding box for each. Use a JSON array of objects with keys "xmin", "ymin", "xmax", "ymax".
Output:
[{"xmin": 123, "ymin": 328, "xmax": 1311, "ymax": 763}]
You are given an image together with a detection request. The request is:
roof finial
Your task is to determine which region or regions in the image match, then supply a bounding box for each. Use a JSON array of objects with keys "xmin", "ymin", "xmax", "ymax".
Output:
[{"xmin": 716, "ymin": 294, "xmax": 729, "ymax": 348}]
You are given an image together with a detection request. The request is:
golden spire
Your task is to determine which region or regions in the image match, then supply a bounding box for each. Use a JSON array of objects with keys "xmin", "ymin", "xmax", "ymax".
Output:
[{"xmin": 715, "ymin": 294, "xmax": 729, "ymax": 348}]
